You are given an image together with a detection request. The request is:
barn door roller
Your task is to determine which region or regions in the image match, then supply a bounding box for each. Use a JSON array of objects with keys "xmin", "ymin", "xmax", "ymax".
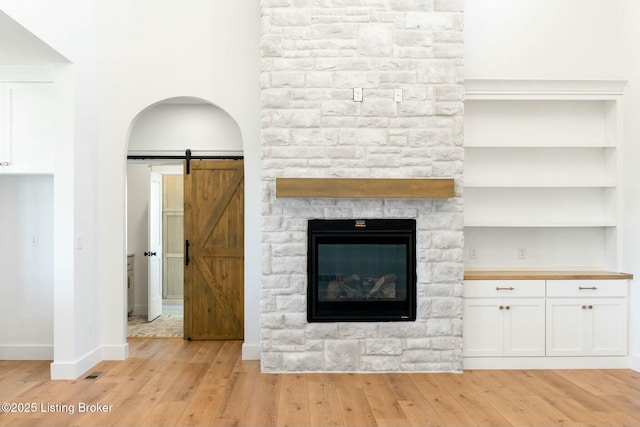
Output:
[{"xmin": 185, "ymin": 149, "xmax": 192, "ymax": 175}]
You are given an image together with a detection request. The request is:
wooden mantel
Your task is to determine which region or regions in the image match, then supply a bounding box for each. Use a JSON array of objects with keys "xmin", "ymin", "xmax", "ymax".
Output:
[{"xmin": 275, "ymin": 178, "xmax": 455, "ymax": 199}]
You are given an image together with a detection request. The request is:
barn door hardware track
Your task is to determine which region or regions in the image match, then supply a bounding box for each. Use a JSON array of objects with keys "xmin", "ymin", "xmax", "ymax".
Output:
[{"xmin": 127, "ymin": 149, "xmax": 243, "ymax": 174}]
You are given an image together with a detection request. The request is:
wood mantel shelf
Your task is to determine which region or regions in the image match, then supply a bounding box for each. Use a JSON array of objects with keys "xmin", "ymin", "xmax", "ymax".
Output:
[
  {"xmin": 464, "ymin": 270, "xmax": 633, "ymax": 280},
  {"xmin": 275, "ymin": 178, "xmax": 455, "ymax": 199}
]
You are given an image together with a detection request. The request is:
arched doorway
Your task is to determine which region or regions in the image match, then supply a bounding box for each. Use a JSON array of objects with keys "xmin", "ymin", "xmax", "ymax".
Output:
[{"xmin": 125, "ymin": 97, "xmax": 243, "ymax": 339}]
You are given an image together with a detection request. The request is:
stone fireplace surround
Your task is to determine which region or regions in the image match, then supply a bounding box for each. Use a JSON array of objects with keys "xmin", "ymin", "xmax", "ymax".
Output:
[
  {"xmin": 261, "ymin": 191, "xmax": 464, "ymax": 372},
  {"xmin": 260, "ymin": 0, "xmax": 464, "ymax": 372}
]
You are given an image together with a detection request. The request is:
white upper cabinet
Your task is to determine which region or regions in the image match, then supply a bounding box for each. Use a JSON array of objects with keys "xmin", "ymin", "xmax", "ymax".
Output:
[{"xmin": 0, "ymin": 82, "xmax": 55, "ymax": 174}]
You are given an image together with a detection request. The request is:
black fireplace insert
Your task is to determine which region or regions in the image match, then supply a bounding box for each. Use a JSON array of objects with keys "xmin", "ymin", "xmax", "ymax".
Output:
[{"xmin": 307, "ymin": 219, "xmax": 416, "ymax": 322}]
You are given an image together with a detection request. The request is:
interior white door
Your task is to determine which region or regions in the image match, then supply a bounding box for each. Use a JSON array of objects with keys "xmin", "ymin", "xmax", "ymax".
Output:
[{"xmin": 148, "ymin": 172, "xmax": 163, "ymax": 321}]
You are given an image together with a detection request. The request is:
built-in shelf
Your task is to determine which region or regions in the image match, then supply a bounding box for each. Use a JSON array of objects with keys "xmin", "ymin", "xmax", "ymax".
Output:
[
  {"xmin": 275, "ymin": 178, "xmax": 455, "ymax": 199},
  {"xmin": 464, "ymin": 79, "xmax": 625, "ymax": 271}
]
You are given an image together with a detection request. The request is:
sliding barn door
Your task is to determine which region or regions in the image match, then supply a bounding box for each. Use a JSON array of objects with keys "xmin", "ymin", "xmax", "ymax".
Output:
[{"xmin": 184, "ymin": 160, "xmax": 244, "ymax": 340}]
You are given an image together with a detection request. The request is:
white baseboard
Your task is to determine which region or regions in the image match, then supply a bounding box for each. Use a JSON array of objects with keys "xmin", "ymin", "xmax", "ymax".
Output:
[
  {"xmin": 0, "ymin": 345, "xmax": 53, "ymax": 360},
  {"xmin": 464, "ymin": 356, "xmax": 629, "ymax": 370},
  {"xmin": 50, "ymin": 347, "xmax": 103, "ymax": 380},
  {"xmin": 630, "ymin": 353, "xmax": 640, "ymax": 372},
  {"xmin": 242, "ymin": 343, "xmax": 260, "ymax": 360},
  {"xmin": 102, "ymin": 343, "xmax": 129, "ymax": 360},
  {"xmin": 49, "ymin": 343, "xmax": 130, "ymax": 380}
]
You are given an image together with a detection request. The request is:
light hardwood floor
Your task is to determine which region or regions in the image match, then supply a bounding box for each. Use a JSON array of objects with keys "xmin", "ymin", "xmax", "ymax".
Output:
[{"xmin": 1, "ymin": 338, "xmax": 640, "ymax": 426}]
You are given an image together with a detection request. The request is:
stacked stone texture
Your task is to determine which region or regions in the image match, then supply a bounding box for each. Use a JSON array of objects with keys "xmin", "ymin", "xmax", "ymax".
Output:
[{"xmin": 261, "ymin": 0, "xmax": 464, "ymax": 372}]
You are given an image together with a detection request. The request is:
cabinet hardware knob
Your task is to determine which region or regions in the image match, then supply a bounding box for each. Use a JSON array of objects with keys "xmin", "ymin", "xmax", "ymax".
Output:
[
  {"xmin": 588, "ymin": 305, "xmax": 593, "ymax": 309},
  {"xmin": 496, "ymin": 287, "xmax": 515, "ymax": 291},
  {"xmin": 506, "ymin": 306, "xmax": 511, "ymax": 310},
  {"xmin": 579, "ymin": 286, "xmax": 597, "ymax": 290},
  {"xmin": 582, "ymin": 305, "xmax": 587, "ymax": 309},
  {"xmin": 499, "ymin": 306, "xmax": 504, "ymax": 310}
]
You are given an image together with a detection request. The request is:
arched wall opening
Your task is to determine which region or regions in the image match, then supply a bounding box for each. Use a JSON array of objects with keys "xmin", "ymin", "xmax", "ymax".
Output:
[{"xmin": 125, "ymin": 97, "xmax": 243, "ymax": 336}]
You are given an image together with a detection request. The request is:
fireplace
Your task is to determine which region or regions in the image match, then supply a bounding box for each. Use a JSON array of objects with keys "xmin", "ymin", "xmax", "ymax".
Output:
[{"xmin": 307, "ymin": 219, "xmax": 417, "ymax": 322}]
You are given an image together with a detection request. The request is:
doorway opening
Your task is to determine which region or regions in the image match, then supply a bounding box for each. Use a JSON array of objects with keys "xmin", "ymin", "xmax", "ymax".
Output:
[
  {"xmin": 124, "ymin": 97, "xmax": 244, "ymax": 340},
  {"xmin": 126, "ymin": 163, "xmax": 185, "ymax": 338}
]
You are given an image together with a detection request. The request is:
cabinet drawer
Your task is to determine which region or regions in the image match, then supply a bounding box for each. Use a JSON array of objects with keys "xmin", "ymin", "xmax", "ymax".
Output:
[
  {"xmin": 546, "ymin": 280, "xmax": 627, "ymax": 297},
  {"xmin": 463, "ymin": 280, "xmax": 545, "ymax": 298}
]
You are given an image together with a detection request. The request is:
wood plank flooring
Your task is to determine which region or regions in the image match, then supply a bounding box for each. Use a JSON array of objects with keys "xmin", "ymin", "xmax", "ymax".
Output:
[{"xmin": 1, "ymin": 338, "xmax": 640, "ymax": 426}]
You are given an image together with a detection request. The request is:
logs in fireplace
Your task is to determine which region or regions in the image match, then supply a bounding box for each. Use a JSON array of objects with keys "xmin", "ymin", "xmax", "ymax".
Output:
[{"xmin": 307, "ymin": 219, "xmax": 417, "ymax": 322}]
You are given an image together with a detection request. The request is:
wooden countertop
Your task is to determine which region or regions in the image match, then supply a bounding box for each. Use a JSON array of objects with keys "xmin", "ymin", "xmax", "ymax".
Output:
[{"xmin": 464, "ymin": 270, "xmax": 633, "ymax": 280}]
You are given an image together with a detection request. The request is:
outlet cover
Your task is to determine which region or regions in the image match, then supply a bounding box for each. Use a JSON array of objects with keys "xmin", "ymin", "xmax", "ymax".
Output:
[
  {"xmin": 517, "ymin": 247, "xmax": 526, "ymax": 259},
  {"xmin": 394, "ymin": 88, "xmax": 403, "ymax": 102},
  {"xmin": 353, "ymin": 87, "xmax": 363, "ymax": 102}
]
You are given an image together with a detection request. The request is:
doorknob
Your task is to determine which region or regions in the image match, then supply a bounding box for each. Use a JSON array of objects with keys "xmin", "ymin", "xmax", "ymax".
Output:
[{"xmin": 144, "ymin": 251, "xmax": 157, "ymax": 257}]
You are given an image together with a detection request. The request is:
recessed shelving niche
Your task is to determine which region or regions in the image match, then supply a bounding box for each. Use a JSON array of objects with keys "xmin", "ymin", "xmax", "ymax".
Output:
[{"xmin": 464, "ymin": 80, "xmax": 626, "ymax": 271}]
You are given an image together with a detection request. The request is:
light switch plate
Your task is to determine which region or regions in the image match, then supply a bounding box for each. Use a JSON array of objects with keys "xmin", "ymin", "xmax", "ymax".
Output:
[{"xmin": 353, "ymin": 87, "xmax": 363, "ymax": 102}]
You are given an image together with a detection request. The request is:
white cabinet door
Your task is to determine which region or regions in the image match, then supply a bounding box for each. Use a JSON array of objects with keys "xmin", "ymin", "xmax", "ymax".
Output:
[
  {"xmin": 588, "ymin": 298, "xmax": 627, "ymax": 356},
  {"xmin": 547, "ymin": 298, "xmax": 627, "ymax": 356},
  {"xmin": 463, "ymin": 298, "xmax": 503, "ymax": 357},
  {"xmin": 546, "ymin": 298, "xmax": 586, "ymax": 356},
  {"xmin": 504, "ymin": 298, "xmax": 545, "ymax": 357},
  {"xmin": 0, "ymin": 83, "xmax": 55, "ymax": 174},
  {"xmin": 464, "ymin": 297, "xmax": 545, "ymax": 357}
]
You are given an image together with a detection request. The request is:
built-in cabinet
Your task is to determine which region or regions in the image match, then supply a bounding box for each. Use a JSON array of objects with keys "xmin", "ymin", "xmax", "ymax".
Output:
[
  {"xmin": 464, "ymin": 280, "xmax": 545, "ymax": 358},
  {"xmin": 0, "ymin": 82, "xmax": 55, "ymax": 174},
  {"xmin": 546, "ymin": 280, "xmax": 627, "ymax": 357},
  {"xmin": 464, "ymin": 80, "xmax": 626, "ymax": 270},
  {"xmin": 464, "ymin": 276, "xmax": 630, "ymax": 369},
  {"xmin": 462, "ymin": 80, "xmax": 632, "ymax": 369}
]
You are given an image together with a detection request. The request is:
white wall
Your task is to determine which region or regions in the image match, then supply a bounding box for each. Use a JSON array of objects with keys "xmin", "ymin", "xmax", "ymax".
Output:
[
  {"xmin": 0, "ymin": 0, "xmax": 261, "ymax": 377},
  {"xmin": 128, "ymin": 102, "xmax": 243, "ymax": 155},
  {"xmin": 465, "ymin": 0, "xmax": 630, "ymax": 80},
  {"xmin": 97, "ymin": 0, "xmax": 262, "ymax": 361},
  {"xmin": 0, "ymin": 175, "xmax": 53, "ymax": 359},
  {"xmin": 0, "ymin": 0, "xmax": 96, "ymax": 379},
  {"xmin": 465, "ymin": 0, "xmax": 639, "ymax": 370},
  {"xmin": 624, "ymin": 1, "xmax": 640, "ymax": 371}
]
